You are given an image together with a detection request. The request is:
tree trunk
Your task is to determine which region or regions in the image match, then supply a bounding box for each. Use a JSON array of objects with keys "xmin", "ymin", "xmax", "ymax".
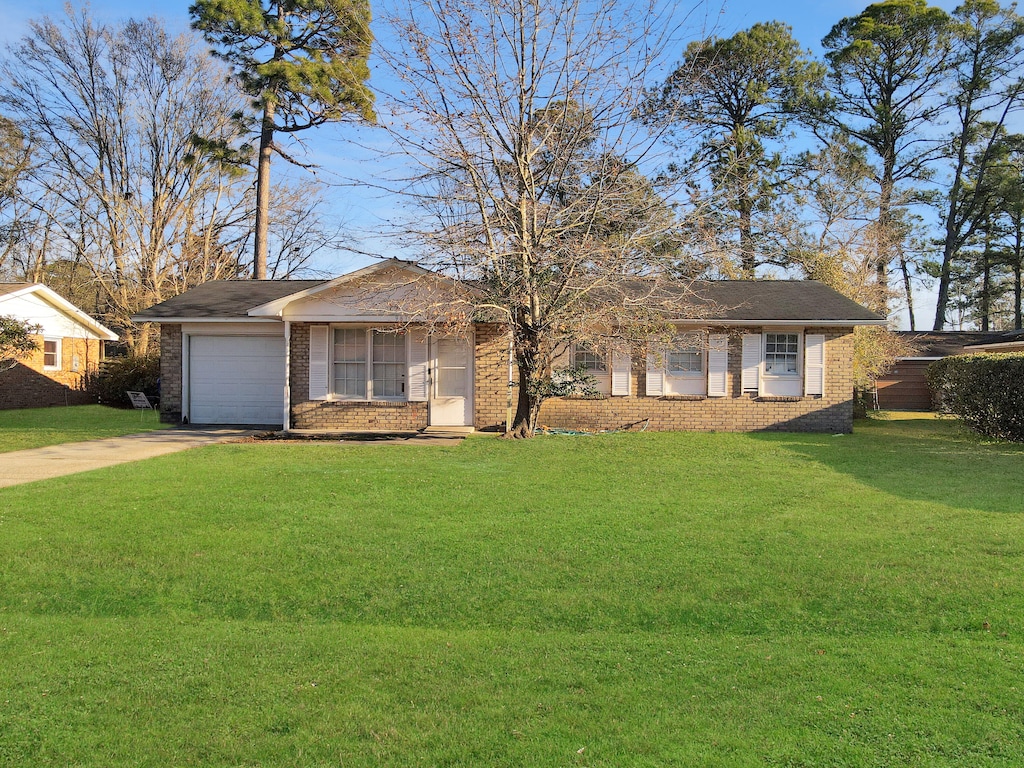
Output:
[
  {"xmin": 876, "ymin": 160, "xmax": 895, "ymax": 291},
  {"xmin": 1013, "ymin": 224, "xmax": 1023, "ymax": 330},
  {"xmin": 254, "ymin": 100, "xmax": 275, "ymax": 280},
  {"xmin": 900, "ymin": 251, "xmax": 915, "ymax": 330},
  {"xmin": 738, "ymin": 192, "xmax": 755, "ymax": 278},
  {"xmin": 505, "ymin": 326, "xmax": 541, "ymax": 439},
  {"xmin": 980, "ymin": 231, "xmax": 993, "ymax": 332},
  {"xmin": 1015, "ymin": 263, "xmax": 1022, "ymax": 330}
]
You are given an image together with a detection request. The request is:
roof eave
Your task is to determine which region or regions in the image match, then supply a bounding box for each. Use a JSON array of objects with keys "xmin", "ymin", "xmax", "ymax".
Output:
[
  {"xmin": 670, "ymin": 318, "xmax": 888, "ymax": 327},
  {"xmin": 1, "ymin": 283, "xmax": 119, "ymax": 341},
  {"xmin": 247, "ymin": 259, "xmax": 429, "ymax": 317},
  {"xmin": 964, "ymin": 340, "xmax": 1024, "ymax": 351},
  {"xmin": 130, "ymin": 315, "xmax": 284, "ymax": 324}
]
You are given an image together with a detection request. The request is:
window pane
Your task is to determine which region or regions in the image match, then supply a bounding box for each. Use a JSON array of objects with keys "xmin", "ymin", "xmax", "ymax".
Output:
[
  {"xmin": 667, "ymin": 348, "xmax": 702, "ymax": 374},
  {"xmin": 436, "ymin": 338, "xmax": 467, "ymax": 397},
  {"xmin": 764, "ymin": 333, "xmax": 799, "ymax": 374},
  {"xmin": 333, "ymin": 328, "xmax": 367, "ymax": 398},
  {"xmin": 43, "ymin": 340, "xmax": 58, "ymax": 368},
  {"xmin": 436, "ymin": 365, "xmax": 467, "ymax": 397},
  {"xmin": 574, "ymin": 345, "xmax": 607, "ymax": 373},
  {"xmin": 334, "ymin": 329, "xmax": 366, "ymax": 361},
  {"xmin": 372, "ymin": 331, "xmax": 405, "ymax": 398}
]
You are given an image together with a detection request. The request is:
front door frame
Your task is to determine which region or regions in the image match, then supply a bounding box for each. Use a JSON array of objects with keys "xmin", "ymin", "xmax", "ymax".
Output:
[{"xmin": 428, "ymin": 332, "xmax": 474, "ymax": 427}]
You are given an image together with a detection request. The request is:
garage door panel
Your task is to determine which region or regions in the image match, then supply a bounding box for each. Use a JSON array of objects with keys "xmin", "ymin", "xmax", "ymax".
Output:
[{"xmin": 189, "ymin": 335, "xmax": 285, "ymax": 424}]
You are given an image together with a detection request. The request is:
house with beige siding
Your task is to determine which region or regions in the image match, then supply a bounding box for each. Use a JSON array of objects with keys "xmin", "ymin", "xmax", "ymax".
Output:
[
  {"xmin": 134, "ymin": 260, "xmax": 886, "ymax": 433},
  {"xmin": 0, "ymin": 283, "xmax": 117, "ymax": 410}
]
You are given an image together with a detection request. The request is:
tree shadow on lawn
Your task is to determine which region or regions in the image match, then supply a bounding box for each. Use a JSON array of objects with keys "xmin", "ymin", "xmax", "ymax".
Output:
[{"xmin": 747, "ymin": 413, "xmax": 1024, "ymax": 515}]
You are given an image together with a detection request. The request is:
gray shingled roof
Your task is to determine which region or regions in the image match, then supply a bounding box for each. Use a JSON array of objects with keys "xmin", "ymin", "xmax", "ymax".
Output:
[
  {"xmin": 133, "ymin": 276, "xmax": 883, "ymax": 323},
  {"xmin": 680, "ymin": 280, "xmax": 883, "ymax": 322},
  {"xmin": 0, "ymin": 283, "xmax": 32, "ymax": 298},
  {"xmin": 133, "ymin": 279, "xmax": 328, "ymax": 320},
  {"xmin": 895, "ymin": 330, "xmax": 1014, "ymax": 357}
]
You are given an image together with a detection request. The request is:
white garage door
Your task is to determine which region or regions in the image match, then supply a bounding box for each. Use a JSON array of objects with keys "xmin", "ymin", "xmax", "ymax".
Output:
[{"xmin": 188, "ymin": 335, "xmax": 286, "ymax": 425}]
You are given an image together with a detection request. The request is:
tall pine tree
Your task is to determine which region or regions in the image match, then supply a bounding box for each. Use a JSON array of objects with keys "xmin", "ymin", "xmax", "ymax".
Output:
[{"xmin": 191, "ymin": 0, "xmax": 375, "ymax": 278}]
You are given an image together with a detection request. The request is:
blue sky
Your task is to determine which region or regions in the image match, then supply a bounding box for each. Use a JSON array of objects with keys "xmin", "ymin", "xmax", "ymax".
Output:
[{"xmin": 0, "ymin": 0, "xmax": 970, "ymax": 326}]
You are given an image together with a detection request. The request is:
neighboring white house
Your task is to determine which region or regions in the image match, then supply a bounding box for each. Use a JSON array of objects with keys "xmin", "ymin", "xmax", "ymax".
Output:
[{"xmin": 0, "ymin": 283, "xmax": 118, "ymax": 409}]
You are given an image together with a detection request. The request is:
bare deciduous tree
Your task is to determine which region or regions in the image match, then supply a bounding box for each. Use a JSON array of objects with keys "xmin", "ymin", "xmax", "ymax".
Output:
[
  {"xmin": 376, "ymin": 0, "xmax": 705, "ymax": 437},
  {"xmin": 0, "ymin": 9, "xmax": 254, "ymax": 352}
]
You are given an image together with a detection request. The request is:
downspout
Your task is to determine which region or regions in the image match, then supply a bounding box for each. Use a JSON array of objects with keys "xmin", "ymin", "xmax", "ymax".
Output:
[
  {"xmin": 506, "ymin": 335, "xmax": 514, "ymax": 434},
  {"xmin": 283, "ymin": 320, "xmax": 291, "ymax": 432}
]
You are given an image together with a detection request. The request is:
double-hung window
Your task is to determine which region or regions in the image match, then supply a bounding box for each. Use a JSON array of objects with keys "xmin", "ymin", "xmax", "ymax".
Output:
[
  {"xmin": 332, "ymin": 328, "xmax": 406, "ymax": 400},
  {"xmin": 667, "ymin": 347, "xmax": 703, "ymax": 376},
  {"xmin": 662, "ymin": 336, "xmax": 706, "ymax": 395},
  {"xmin": 43, "ymin": 338, "xmax": 61, "ymax": 370},
  {"xmin": 573, "ymin": 345, "xmax": 607, "ymax": 374},
  {"xmin": 764, "ymin": 332, "xmax": 799, "ymax": 375}
]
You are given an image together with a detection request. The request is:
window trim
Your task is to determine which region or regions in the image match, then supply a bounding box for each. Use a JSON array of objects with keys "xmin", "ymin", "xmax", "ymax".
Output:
[
  {"xmin": 762, "ymin": 330, "xmax": 803, "ymax": 379},
  {"xmin": 329, "ymin": 326, "xmax": 408, "ymax": 402},
  {"xmin": 571, "ymin": 343, "xmax": 608, "ymax": 374},
  {"xmin": 42, "ymin": 337, "xmax": 61, "ymax": 371},
  {"xmin": 664, "ymin": 335, "xmax": 706, "ymax": 379}
]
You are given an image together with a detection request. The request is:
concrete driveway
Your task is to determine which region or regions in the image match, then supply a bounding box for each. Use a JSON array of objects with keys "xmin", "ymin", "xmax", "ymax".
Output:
[{"xmin": 0, "ymin": 428, "xmax": 257, "ymax": 489}]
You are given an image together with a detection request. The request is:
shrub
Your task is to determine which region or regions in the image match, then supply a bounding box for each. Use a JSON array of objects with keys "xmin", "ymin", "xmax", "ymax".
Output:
[
  {"xmin": 89, "ymin": 354, "xmax": 160, "ymax": 408},
  {"xmin": 927, "ymin": 353, "xmax": 1024, "ymax": 441}
]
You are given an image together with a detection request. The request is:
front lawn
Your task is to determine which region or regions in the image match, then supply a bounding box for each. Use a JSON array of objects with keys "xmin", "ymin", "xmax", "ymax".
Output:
[
  {"xmin": 0, "ymin": 404, "xmax": 167, "ymax": 452},
  {"xmin": 1, "ymin": 416, "xmax": 1023, "ymax": 766}
]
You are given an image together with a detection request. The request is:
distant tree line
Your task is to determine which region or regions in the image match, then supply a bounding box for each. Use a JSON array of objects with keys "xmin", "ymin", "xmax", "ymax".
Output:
[
  {"xmin": 647, "ymin": 0, "xmax": 1024, "ymax": 332},
  {"xmin": 1, "ymin": 0, "xmax": 1021, "ymax": 368}
]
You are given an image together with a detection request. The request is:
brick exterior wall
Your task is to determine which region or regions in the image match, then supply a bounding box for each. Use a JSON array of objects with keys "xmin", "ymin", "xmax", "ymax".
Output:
[
  {"xmin": 0, "ymin": 334, "xmax": 102, "ymax": 409},
  {"xmin": 162, "ymin": 320, "xmax": 856, "ymax": 433},
  {"xmin": 534, "ymin": 327, "xmax": 855, "ymax": 433},
  {"xmin": 159, "ymin": 324, "xmax": 183, "ymax": 423},
  {"xmin": 474, "ymin": 323, "xmax": 512, "ymax": 432},
  {"xmin": 289, "ymin": 322, "xmax": 428, "ymax": 430}
]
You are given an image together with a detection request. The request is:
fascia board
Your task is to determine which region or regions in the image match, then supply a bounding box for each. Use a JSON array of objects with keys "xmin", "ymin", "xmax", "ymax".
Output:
[
  {"xmin": 963, "ymin": 341, "xmax": 1024, "ymax": 351},
  {"xmin": 3, "ymin": 284, "xmax": 119, "ymax": 340},
  {"xmin": 670, "ymin": 318, "xmax": 889, "ymax": 327},
  {"xmin": 247, "ymin": 260, "xmax": 432, "ymax": 317},
  {"xmin": 130, "ymin": 316, "xmax": 284, "ymax": 324}
]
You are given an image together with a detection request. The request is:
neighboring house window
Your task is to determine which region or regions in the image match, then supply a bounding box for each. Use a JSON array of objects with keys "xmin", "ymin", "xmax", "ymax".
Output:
[
  {"xmin": 332, "ymin": 328, "xmax": 406, "ymax": 399},
  {"xmin": 764, "ymin": 332, "xmax": 799, "ymax": 375},
  {"xmin": 43, "ymin": 338, "xmax": 61, "ymax": 370}
]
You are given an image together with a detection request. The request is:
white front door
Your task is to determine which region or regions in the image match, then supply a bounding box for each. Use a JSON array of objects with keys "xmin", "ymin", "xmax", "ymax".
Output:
[{"xmin": 429, "ymin": 335, "xmax": 473, "ymax": 426}]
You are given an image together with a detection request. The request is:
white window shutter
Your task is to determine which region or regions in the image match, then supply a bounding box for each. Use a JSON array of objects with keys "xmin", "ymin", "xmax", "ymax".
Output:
[
  {"xmin": 805, "ymin": 334, "xmax": 825, "ymax": 396},
  {"xmin": 645, "ymin": 350, "xmax": 664, "ymax": 396},
  {"xmin": 741, "ymin": 333, "xmax": 761, "ymax": 394},
  {"xmin": 407, "ymin": 327, "xmax": 429, "ymax": 402},
  {"xmin": 707, "ymin": 334, "xmax": 728, "ymax": 397},
  {"xmin": 611, "ymin": 350, "xmax": 631, "ymax": 396},
  {"xmin": 308, "ymin": 325, "xmax": 330, "ymax": 400}
]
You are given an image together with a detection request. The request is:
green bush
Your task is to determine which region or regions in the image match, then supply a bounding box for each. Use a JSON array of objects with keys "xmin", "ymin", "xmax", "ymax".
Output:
[
  {"xmin": 928, "ymin": 353, "xmax": 1024, "ymax": 441},
  {"xmin": 89, "ymin": 354, "xmax": 160, "ymax": 408}
]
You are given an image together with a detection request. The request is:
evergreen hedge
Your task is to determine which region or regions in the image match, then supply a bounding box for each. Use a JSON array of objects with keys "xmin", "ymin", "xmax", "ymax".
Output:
[
  {"xmin": 927, "ymin": 353, "xmax": 1024, "ymax": 442},
  {"xmin": 89, "ymin": 354, "xmax": 161, "ymax": 408}
]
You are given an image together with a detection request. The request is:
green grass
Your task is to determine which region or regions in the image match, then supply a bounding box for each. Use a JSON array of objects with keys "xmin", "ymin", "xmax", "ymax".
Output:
[
  {"xmin": 1, "ymin": 415, "xmax": 1023, "ymax": 766},
  {"xmin": 0, "ymin": 404, "xmax": 167, "ymax": 452}
]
